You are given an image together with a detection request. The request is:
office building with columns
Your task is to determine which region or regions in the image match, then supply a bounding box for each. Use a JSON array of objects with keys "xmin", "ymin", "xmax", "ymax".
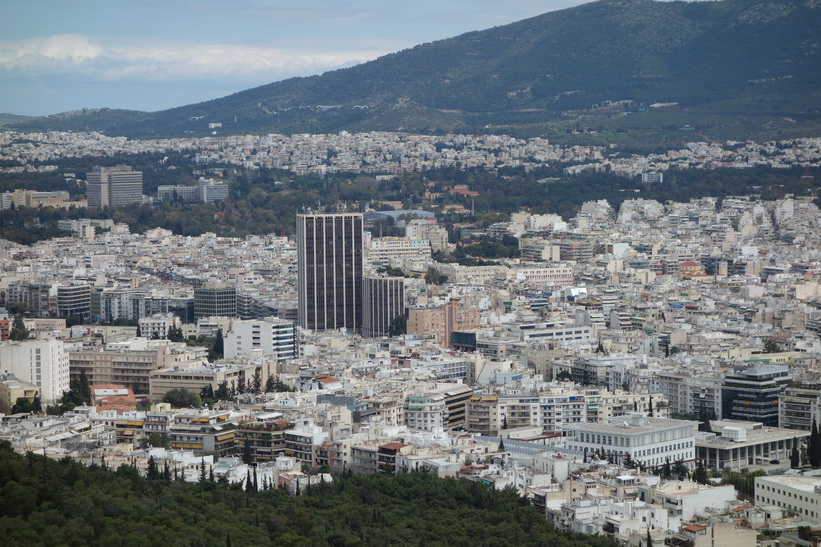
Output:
[{"xmin": 297, "ymin": 213, "xmax": 363, "ymax": 331}]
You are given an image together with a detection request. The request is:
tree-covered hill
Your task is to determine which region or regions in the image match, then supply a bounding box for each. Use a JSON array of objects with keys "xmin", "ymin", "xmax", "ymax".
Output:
[
  {"xmin": 9, "ymin": 0, "xmax": 821, "ymax": 142},
  {"xmin": 0, "ymin": 441, "xmax": 615, "ymax": 546}
]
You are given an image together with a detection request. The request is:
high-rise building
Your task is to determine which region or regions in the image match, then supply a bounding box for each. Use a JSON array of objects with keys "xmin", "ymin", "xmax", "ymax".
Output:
[
  {"xmin": 87, "ymin": 165, "xmax": 143, "ymax": 208},
  {"xmin": 297, "ymin": 213, "xmax": 363, "ymax": 331},
  {"xmin": 361, "ymin": 276, "xmax": 404, "ymax": 337}
]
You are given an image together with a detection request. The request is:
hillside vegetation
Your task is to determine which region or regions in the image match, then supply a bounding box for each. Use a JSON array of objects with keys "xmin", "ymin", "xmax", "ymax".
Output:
[
  {"xmin": 9, "ymin": 0, "xmax": 821, "ymax": 144},
  {"xmin": 0, "ymin": 441, "xmax": 615, "ymax": 546}
]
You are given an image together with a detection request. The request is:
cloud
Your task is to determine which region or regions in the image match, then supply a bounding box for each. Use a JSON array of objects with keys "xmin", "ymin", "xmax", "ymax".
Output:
[{"xmin": 0, "ymin": 34, "xmax": 391, "ymax": 82}]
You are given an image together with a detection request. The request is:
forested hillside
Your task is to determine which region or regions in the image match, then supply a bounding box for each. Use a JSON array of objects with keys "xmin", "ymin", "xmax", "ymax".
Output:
[
  {"xmin": 10, "ymin": 0, "xmax": 821, "ymax": 142},
  {"xmin": 0, "ymin": 441, "xmax": 615, "ymax": 546}
]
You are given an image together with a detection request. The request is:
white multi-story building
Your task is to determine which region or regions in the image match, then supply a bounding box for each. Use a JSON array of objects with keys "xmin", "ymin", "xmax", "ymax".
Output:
[
  {"xmin": 566, "ymin": 413, "xmax": 697, "ymax": 468},
  {"xmin": 0, "ymin": 339, "xmax": 70, "ymax": 403},
  {"xmin": 224, "ymin": 317, "xmax": 296, "ymax": 360},
  {"xmin": 513, "ymin": 264, "xmax": 575, "ymax": 286},
  {"xmin": 754, "ymin": 475, "xmax": 821, "ymax": 524},
  {"xmin": 138, "ymin": 313, "xmax": 179, "ymax": 340},
  {"xmin": 366, "ymin": 236, "xmax": 431, "ymax": 269}
]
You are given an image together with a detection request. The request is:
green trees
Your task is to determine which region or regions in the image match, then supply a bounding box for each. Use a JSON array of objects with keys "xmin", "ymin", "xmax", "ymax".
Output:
[
  {"xmin": 213, "ymin": 328, "xmax": 224, "ymax": 359},
  {"xmin": 9, "ymin": 314, "xmax": 29, "ymax": 341},
  {"xmin": 763, "ymin": 339, "xmax": 783, "ymax": 354},
  {"xmin": 162, "ymin": 388, "xmax": 202, "ymax": 408},
  {"xmin": 167, "ymin": 325, "xmax": 185, "ymax": 342},
  {"xmin": 11, "ymin": 396, "xmax": 41, "ymax": 414},
  {"xmin": 0, "ymin": 441, "xmax": 618, "ymax": 547},
  {"xmin": 388, "ymin": 314, "xmax": 407, "ymax": 336},
  {"xmin": 810, "ymin": 419, "xmax": 821, "ymax": 468}
]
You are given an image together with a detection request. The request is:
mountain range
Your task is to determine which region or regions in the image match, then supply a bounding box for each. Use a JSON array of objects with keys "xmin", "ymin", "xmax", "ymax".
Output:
[{"xmin": 8, "ymin": 0, "xmax": 821, "ymax": 144}]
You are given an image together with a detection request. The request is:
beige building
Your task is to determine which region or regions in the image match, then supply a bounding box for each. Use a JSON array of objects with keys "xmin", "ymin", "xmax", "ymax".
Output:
[
  {"xmin": 149, "ymin": 361, "xmax": 275, "ymax": 402},
  {"xmin": 69, "ymin": 341, "xmax": 201, "ymax": 396},
  {"xmin": 0, "ymin": 373, "xmax": 40, "ymax": 414}
]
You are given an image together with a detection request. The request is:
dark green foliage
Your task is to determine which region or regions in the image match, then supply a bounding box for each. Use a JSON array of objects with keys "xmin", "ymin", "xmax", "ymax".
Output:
[
  {"xmin": 811, "ymin": 419, "xmax": 821, "ymax": 468},
  {"xmin": 9, "ymin": 314, "xmax": 29, "ymax": 341},
  {"xmin": 763, "ymin": 339, "xmax": 783, "ymax": 354},
  {"xmin": 167, "ymin": 325, "xmax": 185, "ymax": 342},
  {"xmin": 162, "ymin": 388, "xmax": 202, "ymax": 409},
  {"xmin": 0, "ymin": 441, "xmax": 617, "ymax": 547},
  {"xmin": 791, "ymin": 438, "xmax": 800, "ymax": 469},
  {"xmin": 388, "ymin": 314, "xmax": 407, "ymax": 337},
  {"xmin": 214, "ymin": 328, "xmax": 224, "ymax": 359},
  {"xmin": 692, "ymin": 461, "xmax": 708, "ymax": 485},
  {"xmin": 9, "ymin": 0, "xmax": 821, "ymax": 142}
]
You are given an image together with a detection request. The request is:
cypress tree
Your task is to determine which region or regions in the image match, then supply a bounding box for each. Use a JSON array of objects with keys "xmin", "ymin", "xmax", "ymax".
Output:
[
  {"xmin": 811, "ymin": 419, "xmax": 821, "ymax": 468},
  {"xmin": 791, "ymin": 438, "xmax": 800, "ymax": 469}
]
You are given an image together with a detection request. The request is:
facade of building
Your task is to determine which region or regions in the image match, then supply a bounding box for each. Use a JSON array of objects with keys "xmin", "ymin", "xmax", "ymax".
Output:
[
  {"xmin": 297, "ymin": 213, "xmax": 363, "ymax": 331},
  {"xmin": 56, "ymin": 284, "xmax": 92, "ymax": 319},
  {"xmin": 366, "ymin": 237, "xmax": 431, "ymax": 269},
  {"xmin": 0, "ymin": 373, "xmax": 40, "ymax": 414},
  {"xmin": 224, "ymin": 317, "xmax": 296, "ymax": 360},
  {"xmin": 566, "ymin": 414, "xmax": 697, "ymax": 469},
  {"xmin": 754, "ymin": 475, "xmax": 821, "ymax": 524},
  {"xmin": 361, "ymin": 275, "xmax": 405, "ymax": 338},
  {"xmin": 69, "ymin": 344, "xmax": 174, "ymax": 397},
  {"xmin": 194, "ymin": 284, "xmax": 237, "ymax": 320},
  {"xmin": 722, "ymin": 365, "xmax": 792, "ymax": 426},
  {"xmin": 0, "ymin": 339, "xmax": 69, "ymax": 403},
  {"xmin": 87, "ymin": 165, "xmax": 143, "ymax": 208},
  {"xmin": 695, "ymin": 420, "xmax": 808, "ymax": 471},
  {"xmin": 406, "ymin": 299, "xmax": 480, "ymax": 347},
  {"xmin": 778, "ymin": 384, "xmax": 821, "ymax": 431}
]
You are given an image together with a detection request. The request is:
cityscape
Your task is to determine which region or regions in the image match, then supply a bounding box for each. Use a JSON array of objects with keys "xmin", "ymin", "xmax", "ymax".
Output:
[{"xmin": 3, "ymin": 0, "xmax": 821, "ymax": 545}]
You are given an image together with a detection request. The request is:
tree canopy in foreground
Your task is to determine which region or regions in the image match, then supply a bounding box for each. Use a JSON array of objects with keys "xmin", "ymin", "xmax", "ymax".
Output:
[{"xmin": 0, "ymin": 441, "xmax": 615, "ymax": 546}]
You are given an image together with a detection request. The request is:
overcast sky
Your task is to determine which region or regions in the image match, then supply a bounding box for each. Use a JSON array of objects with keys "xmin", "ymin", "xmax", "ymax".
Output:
[{"xmin": 1, "ymin": 1, "xmax": 604, "ymax": 116}]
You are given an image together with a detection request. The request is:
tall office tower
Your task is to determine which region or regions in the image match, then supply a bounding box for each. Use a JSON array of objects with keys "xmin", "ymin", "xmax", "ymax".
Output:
[
  {"xmin": 297, "ymin": 213, "xmax": 363, "ymax": 331},
  {"xmin": 87, "ymin": 165, "xmax": 144, "ymax": 208},
  {"xmin": 361, "ymin": 275, "xmax": 405, "ymax": 337}
]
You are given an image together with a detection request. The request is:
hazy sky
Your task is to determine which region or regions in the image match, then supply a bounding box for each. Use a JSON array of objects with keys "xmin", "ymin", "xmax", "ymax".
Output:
[{"xmin": 1, "ymin": 1, "xmax": 598, "ymax": 116}]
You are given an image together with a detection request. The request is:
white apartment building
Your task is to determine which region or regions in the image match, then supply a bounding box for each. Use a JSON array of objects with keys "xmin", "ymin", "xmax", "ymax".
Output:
[
  {"xmin": 404, "ymin": 392, "xmax": 448, "ymax": 432},
  {"xmin": 138, "ymin": 313, "xmax": 179, "ymax": 340},
  {"xmin": 366, "ymin": 236, "xmax": 432, "ymax": 269},
  {"xmin": 513, "ymin": 264, "xmax": 575, "ymax": 286},
  {"xmin": 0, "ymin": 339, "xmax": 70, "ymax": 403},
  {"xmin": 566, "ymin": 413, "xmax": 697, "ymax": 468},
  {"xmin": 754, "ymin": 475, "xmax": 821, "ymax": 524},
  {"xmin": 224, "ymin": 317, "xmax": 296, "ymax": 360}
]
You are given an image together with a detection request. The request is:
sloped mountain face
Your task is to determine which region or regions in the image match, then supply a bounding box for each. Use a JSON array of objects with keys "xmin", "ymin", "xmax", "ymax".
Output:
[{"xmin": 11, "ymin": 0, "xmax": 821, "ymax": 138}]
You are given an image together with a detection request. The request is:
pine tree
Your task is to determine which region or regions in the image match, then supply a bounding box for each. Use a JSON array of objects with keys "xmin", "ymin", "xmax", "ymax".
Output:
[
  {"xmin": 264, "ymin": 374, "xmax": 276, "ymax": 393},
  {"xmin": 811, "ymin": 419, "xmax": 821, "ymax": 468},
  {"xmin": 147, "ymin": 456, "xmax": 160, "ymax": 480},
  {"xmin": 78, "ymin": 369, "xmax": 92, "ymax": 404},
  {"xmin": 214, "ymin": 328, "xmax": 224, "ymax": 358},
  {"xmin": 9, "ymin": 314, "xmax": 30, "ymax": 341}
]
